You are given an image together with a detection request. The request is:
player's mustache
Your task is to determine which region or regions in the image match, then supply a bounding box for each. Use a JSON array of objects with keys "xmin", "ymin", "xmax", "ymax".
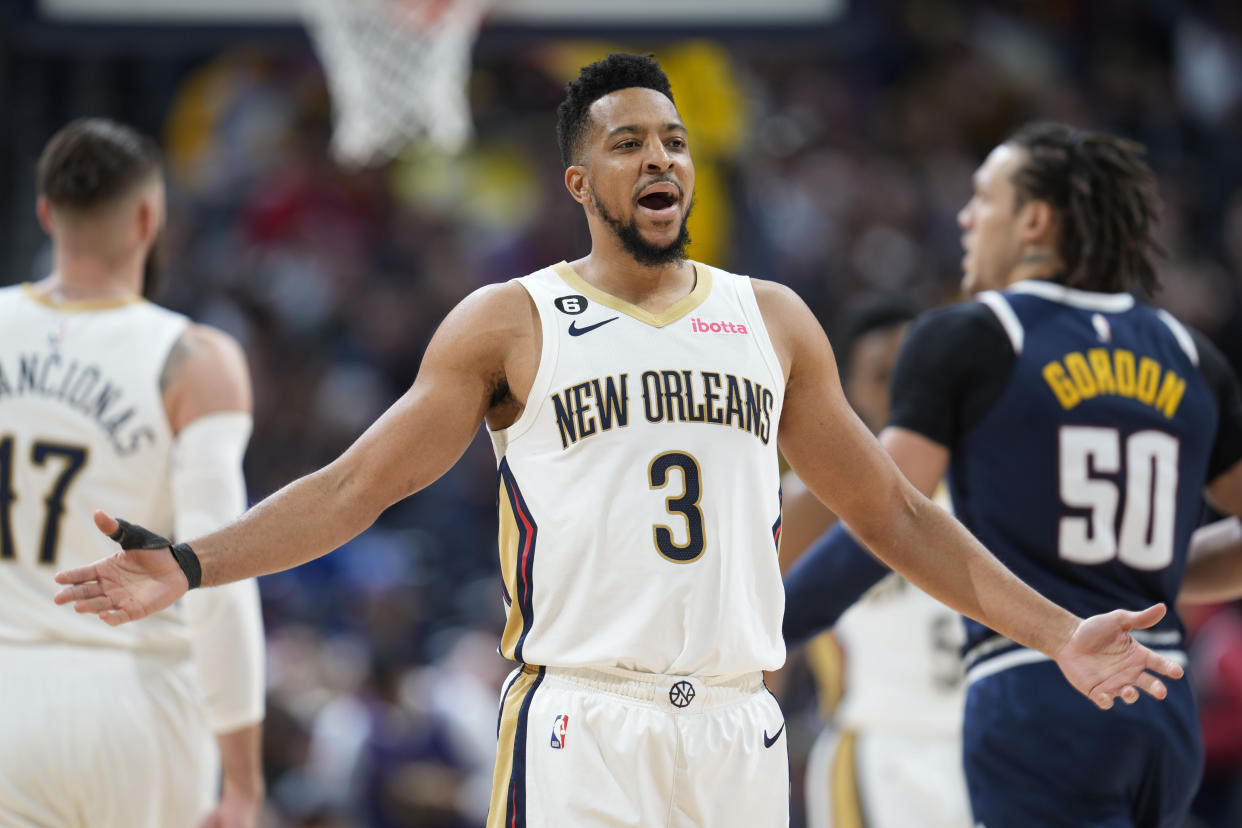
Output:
[{"xmin": 634, "ymin": 176, "xmax": 683, "ymax": 201}]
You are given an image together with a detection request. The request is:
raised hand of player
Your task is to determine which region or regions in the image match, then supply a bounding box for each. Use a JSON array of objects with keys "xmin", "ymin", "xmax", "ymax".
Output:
[
  {"xmin": 1053, "ymin": 603, "xmax": 1184, "ymax": 710},
  {"xmin": 52, "ymin": 510, "xmax": 189, "ymax": 625}
]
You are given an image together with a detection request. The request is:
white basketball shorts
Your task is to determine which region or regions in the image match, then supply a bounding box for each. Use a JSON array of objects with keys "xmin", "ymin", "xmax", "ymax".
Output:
[
  {"xmin": 487, "ymin": 665, "xmax": 790, "ymax": 827},
  {"xmin": 0, "ymin": 644, "xmax": 217, "ymax": 827},
  {"xmin": 804, "ymin": 727, "xmax": 971, "ymax": 828}
]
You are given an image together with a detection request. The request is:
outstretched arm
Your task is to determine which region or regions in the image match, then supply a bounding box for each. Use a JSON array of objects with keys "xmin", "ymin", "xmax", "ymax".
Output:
[
  {"xmin": 1182, "ymin": 460, "xmax": 1242, "ymax": 604},
  {"xmin": 759, "ymin": 281, "xmax": 1181, "ymax": 709},
  {"xmin": 55, "ymin": 282, "xmax": 534, "ymax": 623},
  {"xmin": 783, "ymin": 426, "xmax": 952, "ymax": 643}
]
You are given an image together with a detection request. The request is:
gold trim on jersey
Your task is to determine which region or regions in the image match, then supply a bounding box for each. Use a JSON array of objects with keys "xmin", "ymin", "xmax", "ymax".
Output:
[
  {"xmin": 497, "ymin": 479, "xmax": 524, "ymax": 660},
  {"xmin": 830, "ymin": 730, "xmax": 865, "ymax": 828},
  {"xmin": 551, "ymin": 261, "xmax": 712, "ymax": 328},
  {"xmin": 806, "ymin": 631, "xmax": 845, "ymax": 719},
  {"xmin": 488, "ymin": 665, "xmax": 543, "ymax": 828},
  {"xmin": 20, "ymin": 283, "xmax": 145, "ymax": 312}
]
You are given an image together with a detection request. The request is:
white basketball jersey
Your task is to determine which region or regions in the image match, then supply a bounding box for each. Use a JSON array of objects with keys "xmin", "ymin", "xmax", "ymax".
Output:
[
  {"xmin": 831, "ymin": 575, "xmax": 965, "ymax": 736},
  {"xmin": 489, "ymin": 262, "xmax": 786, "ymax": 677},
  {"xmin": 0, "ymin": 285, "xmax": 192, "ymax": 654}
]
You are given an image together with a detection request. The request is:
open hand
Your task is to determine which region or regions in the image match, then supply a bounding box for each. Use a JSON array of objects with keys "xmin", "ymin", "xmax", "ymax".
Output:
[
  {"xmin": 1054, "ymin": 603, "xmax": 1184, "ymax": 710},
  {"xmin": 52, "ymin": 510, "xmax": 189, "ymax": 625}
]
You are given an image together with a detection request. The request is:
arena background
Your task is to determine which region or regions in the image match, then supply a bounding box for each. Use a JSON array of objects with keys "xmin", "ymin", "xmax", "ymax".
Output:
[{"xmin": 2, "ymin": 1, "xmax": 1242, "ymax": 825}]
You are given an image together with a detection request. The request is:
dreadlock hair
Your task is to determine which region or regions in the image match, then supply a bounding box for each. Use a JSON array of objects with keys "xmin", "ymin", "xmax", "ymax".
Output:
[
  {"xmin": 556, "ymin": 53, "xmax": 675, "ymax": 167},
  {"xmin": 1005, "ymin": 121, "xmax": 1164, "ymax": 296}
]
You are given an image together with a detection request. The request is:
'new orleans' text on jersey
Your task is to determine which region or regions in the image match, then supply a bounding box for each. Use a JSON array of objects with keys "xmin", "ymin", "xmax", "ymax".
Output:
[{"xmin": 550, "ymin": 370, "xmax": 775, "ymax": 450}]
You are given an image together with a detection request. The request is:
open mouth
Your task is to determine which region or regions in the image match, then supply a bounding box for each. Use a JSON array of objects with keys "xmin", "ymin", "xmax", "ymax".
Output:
[
  {"xmin": 637, "ymin": 182, "xmax": 681, "ymax": 213},
  {"xmin": 638, "ymin": 191, "xmax": 678, "ymax": 209}
]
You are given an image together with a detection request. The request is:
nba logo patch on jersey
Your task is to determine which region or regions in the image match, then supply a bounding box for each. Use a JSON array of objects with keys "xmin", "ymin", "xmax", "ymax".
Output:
[
  {"xmin": 1092, "ymin": 313, "xmax": 1112, "ymax": 342},
  {"xmin": 550, "ymin": 714, "xmax": 569, "ymax": 749}
]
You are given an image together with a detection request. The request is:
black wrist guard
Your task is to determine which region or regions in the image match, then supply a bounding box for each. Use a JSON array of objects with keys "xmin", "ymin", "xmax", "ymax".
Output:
[
  {"xmin": 168, "ymin": 542, "xmax": 203, "ymax": 590},
  {"xmin": 108, "ymin": 518, "xmax": 202, "ymax": 590}
]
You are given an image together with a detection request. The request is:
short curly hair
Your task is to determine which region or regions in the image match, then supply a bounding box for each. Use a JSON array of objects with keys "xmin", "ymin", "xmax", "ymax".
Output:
[{"xmin": 555, "ymin": 53, "xmax": 675, "ymax": 167}]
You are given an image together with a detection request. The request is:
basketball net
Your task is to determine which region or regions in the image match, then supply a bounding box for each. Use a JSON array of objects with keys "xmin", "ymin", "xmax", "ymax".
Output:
[{"xmin": 300, "ymin": 0, "xmax": 492, "ymax": 166}]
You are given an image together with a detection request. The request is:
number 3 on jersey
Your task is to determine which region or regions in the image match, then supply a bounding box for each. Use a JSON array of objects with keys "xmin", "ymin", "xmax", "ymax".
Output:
[
  {"xmin": 649, "ymin": 451, "xmax": 705, "ymax": 563},
  {"xmin": 0, "ymin": 435, "xmax": 89, "ymax": 565},
  {"xmin": 1058, "ymin": 426, "xmax": 1177, "ymax": 570}
]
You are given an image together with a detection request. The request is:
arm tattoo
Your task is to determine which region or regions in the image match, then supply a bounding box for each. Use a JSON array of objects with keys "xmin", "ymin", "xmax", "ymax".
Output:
[{"xmin": 159, "ymin": 330, "xmax": 196, "ymax": 393}]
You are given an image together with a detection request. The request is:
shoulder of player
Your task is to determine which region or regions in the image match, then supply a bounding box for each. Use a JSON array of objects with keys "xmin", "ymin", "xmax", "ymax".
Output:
[
  {"xmin": 749, "ymin": 278, "xmax": 820, "ymax": 340},
  {"xmin": 457, "ymin": 279, "xmax": 534, "ymax": 319},
  {"xmin": 746, "ymin": 279, "xmax": 835, "ymax": 386},
  {"xmin": 431, "ymin": 280, "xmax": 537, "ymax": 355},
  {"xmin": 162, "ymin": 323, "xmax": 248, "ymax": 388},
  {"xmin": 907, "ymin": 299, "xmax": 1007, "ymax": 347},
  {"xmin": 748, "ymin": 277, "xmax": 803, "ymax": 311},
  {"xmin": 161, "ymin": 323, "xmax": 252, "ymax": 431},
  {"xmin": 891, "ymin": 300, "xmax": 1015, "ymax": 393}
]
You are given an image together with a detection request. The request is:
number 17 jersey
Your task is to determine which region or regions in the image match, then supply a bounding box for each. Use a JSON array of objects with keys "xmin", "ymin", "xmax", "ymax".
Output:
[
  {"xmin": 489, "ymin": 261, "xmax": 786, "ymax": 677},
  {"xmin": 0, "ymin": 285, "xmax": 191, "ymax": 653}
]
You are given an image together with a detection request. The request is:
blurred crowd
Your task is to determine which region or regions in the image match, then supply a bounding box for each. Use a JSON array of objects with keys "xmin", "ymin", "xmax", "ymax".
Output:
[{"xmin": 5, "ymin": 1, "xmax": 1242, "ymax": 825}]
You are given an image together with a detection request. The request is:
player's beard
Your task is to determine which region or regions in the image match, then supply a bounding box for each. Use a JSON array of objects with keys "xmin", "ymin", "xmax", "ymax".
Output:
[
  {"xmin": 592, "ymin": 188, "xmax": 693, "ymax": 267},
  {"xmin": 141, "ymin": 229, "xmax": 165, "ymax": 301}
]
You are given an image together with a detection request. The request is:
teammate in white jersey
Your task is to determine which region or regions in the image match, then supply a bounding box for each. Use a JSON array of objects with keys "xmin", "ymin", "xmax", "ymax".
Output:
[
  {"xmin": 779, "ymin": 299, "xmax": 970, "ymax": 828},
  {"xmin": 0, "ymin": 119, "xmax": 265, "ymax": 827},
  {"xmin": 57, "ymin": 56, "xmax": 1185, "ymax": 828}
]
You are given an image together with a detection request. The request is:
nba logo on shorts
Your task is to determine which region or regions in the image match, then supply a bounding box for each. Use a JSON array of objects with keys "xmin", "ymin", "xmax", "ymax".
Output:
[{"xmin": 550, "ymin": 714, "xmax": 569, "ymax": 749}]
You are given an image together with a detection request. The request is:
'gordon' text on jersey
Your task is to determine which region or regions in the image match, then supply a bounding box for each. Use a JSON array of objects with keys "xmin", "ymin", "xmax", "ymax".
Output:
[
  {"xmin": 550, "ymin": 370, "xmax": 775, "ymax": 450},
  {"xmin": 1042, "ymin": 347, "xmax": 1186, "ymax": 418}
]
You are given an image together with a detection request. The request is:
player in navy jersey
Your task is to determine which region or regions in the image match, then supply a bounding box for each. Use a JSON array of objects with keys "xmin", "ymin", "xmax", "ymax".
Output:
[{"xmin": 784, "ymin": 121, "xmax": 1242, "ymax": 827}]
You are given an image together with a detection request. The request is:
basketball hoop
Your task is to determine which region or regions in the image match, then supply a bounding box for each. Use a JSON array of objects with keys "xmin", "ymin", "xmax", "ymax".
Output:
[{"xmin": 300, "ymin": 0, "xmax": 492, "ymax": 167}]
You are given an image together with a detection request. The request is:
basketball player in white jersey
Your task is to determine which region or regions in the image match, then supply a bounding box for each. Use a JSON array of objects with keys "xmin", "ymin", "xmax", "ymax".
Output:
[
  {"xmin": 779, "ymin": 299, "xmax": 971, "ymax": 828},
  {"xmin": 57, "ymin": 56, "xmax": 1184, "ymax": 827},
  {"xmin": 0, "ymin": 119, "xmax": 265, "ymax": 827}
]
